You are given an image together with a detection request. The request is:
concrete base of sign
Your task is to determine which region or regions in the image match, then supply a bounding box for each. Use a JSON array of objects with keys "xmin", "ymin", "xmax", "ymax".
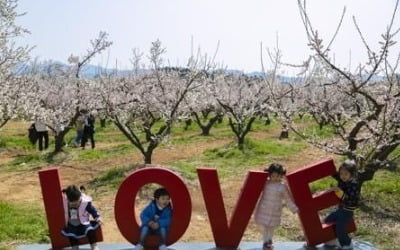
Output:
[{"xmin": 17, "ymin": 240, "xmax": 377, "ymax": 250}]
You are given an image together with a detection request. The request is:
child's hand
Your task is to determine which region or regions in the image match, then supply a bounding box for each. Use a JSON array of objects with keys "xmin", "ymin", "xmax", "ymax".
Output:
[
  {"xmin": 149, "ymin": 221, "xmax": 159, "ymax": 230},
  {"xmin": 96, "ymin": 217, "xmax": 104, "ymax": 225},
  {"xmin": 334, "ymin": 188, "xmax": 344, "ymax": 198}
]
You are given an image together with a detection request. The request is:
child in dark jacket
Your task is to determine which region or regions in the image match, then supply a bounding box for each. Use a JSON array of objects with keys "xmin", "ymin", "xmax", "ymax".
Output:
[
  {"xmin": 134, "ymin": 188, "xmax": 172, "ymax": 250},
  {"xmin": 324, "ymin": 159, "xmax": 360, "ymax": 250}
]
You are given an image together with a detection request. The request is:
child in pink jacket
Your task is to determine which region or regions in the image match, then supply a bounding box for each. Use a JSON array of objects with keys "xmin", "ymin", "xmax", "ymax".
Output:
[
  {"xmin": 254, "ymin": 163, "xmax": 298, "ymax": 250},
  {"xmin": 61, "ymin": 185, "xmax": 102, "ymax": 250}
]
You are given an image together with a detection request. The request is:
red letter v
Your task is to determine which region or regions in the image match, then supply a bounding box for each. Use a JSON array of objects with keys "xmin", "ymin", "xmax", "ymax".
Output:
[{"xmin": 197, "ymin": 168, "xmax": 266, "ymax": 248}]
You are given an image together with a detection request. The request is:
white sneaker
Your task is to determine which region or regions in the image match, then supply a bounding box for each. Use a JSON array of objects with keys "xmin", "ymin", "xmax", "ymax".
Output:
[
  {"xmin": 134, "ymin": 244, "xmax": 144, "ymax": 250},
  {"xmin": 90, "ymin": 243, "xmax": 99, "ymax": 250},
  {"xmin": 341, "ymin": 243, "xmax": 353, "ymax": 250},
  {"xmin": 159, "ymin": 244, "xmax": 168, "ymax": 250}
]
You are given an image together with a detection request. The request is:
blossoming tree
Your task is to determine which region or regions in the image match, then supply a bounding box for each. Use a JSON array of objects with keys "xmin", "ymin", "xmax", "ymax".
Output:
[
  {"xmin": 291, "ymin": 0, "xmax": 400, "ymax": 184},
  {"xmin": 0, "ymin": 0, "xmax": 32, "ymax": 128},
  {"xmin": 98, "ymin": 40, "xmax": 216, "ymax": 164}
]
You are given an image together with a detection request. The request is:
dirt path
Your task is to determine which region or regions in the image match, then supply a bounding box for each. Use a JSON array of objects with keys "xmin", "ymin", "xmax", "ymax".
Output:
[{"xmin": 0, "ymin": 129, "xmax": 334, "ymax": 244}]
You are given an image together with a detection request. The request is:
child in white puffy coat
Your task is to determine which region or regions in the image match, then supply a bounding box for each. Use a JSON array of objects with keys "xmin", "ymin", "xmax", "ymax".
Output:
[{"xmin": 254, "ymin": 163, "xmax": 298, "ymax": 250}]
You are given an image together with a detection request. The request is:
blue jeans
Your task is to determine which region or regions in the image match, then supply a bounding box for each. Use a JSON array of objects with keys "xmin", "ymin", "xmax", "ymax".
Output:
[
  {"xmin": 74, "ymin": 130, "xmax": 83, "ymax": 144},
  {"xmin": 324, "ymin": 207, "xmax": 353, "ymax": 246},
  {"xmin": 138, "ymin": 226, "xmax": 167, "ymax": 245}
]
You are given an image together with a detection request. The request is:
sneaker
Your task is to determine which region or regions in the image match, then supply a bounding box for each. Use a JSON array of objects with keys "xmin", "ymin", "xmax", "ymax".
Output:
[
  {"xmin": 263, "ymin": 240, "xmax": 273, "ymax": 250},
  {"xmin": 134, "ymin": 244, "xmax": 144, "ymax": 250},
  {"xmin": 90, "ymin": 243, "xmax": 99, "ymax": 250},
  {"xmin": 340, "ymin": 244, "xmax": 353, "ymax": 250},
  {"xmin": 159, "ymin": 244, "xmax": 168, "ymax": 250},
  {"xmin": 302, "ymin": 243, "xmax": 317, "ymax": 249},
  {"xmin": 71, "ymin": 246, "xmax": 79, "ymax": 250},
  {"xmin": 324, "ymin": 239, "xmax": 340, "ymax": 248}
]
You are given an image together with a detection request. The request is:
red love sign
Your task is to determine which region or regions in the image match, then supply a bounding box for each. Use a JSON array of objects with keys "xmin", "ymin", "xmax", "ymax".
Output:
[{"xmin": 38, "ymin": 159, "xmax": 355, "ymax": 249}]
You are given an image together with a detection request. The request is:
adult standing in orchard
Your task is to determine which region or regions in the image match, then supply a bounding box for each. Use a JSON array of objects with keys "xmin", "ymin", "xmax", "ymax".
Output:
[
  {"xmin": 35, "ymin": 119, "xmax": 49, "ymax": 151},
  {"xmin": 81, "ymin": 111, "xmax": 95, "ymax": 149}
]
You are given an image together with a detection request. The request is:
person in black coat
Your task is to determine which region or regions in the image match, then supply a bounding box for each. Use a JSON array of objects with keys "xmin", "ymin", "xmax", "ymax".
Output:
[{"xmin": 81, "ymin": 113, "xmax": 95, "ymax": 149}]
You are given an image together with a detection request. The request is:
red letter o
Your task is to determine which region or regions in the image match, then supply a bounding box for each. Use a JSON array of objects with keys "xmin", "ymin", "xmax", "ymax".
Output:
[{"xmin": 114, "ymin": 166, "xmax": 191, "ymax": 247}]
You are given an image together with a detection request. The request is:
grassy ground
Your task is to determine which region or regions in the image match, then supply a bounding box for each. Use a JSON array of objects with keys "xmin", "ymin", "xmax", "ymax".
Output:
[
  {"xmin": 0, "ymin": 119, "xmax": 399, "ymax": 249},
  {"xmin": 0, "ymin": 202, "xmax": 47, "ymax": 250}
]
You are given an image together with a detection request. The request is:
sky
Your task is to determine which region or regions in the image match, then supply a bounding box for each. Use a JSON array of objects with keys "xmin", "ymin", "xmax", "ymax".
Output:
[{"xmin": 16, "ymin": 0, "xmax": 400, "ymax": 73}]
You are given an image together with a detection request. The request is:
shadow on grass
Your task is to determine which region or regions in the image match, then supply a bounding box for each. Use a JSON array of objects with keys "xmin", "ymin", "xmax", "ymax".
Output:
[{"xmin": 359, "ymin": 201, "xmax": 400, "ymax": 222}]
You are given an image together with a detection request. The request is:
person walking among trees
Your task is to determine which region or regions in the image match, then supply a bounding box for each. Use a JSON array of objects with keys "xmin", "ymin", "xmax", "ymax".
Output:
[
  {"xmin": 34, "ymin": 119, "xmax": 49, "ymax": 151},
  {"xmin": 254, "ymin": 163, "xmax": 298, "ymax": 250},
  {"xmin": 73, "ymin": 110, "xmax": 86, "ymax": 147},
  {"xmin": 81, "ymin": 112, "xmax": 95, "ymax": 149}
]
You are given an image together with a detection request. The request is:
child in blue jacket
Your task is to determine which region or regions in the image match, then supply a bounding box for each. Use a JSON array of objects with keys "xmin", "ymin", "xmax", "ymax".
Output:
[{"xmin": 134, "ymin": 188, "xmax": 172, "ymax": 250}]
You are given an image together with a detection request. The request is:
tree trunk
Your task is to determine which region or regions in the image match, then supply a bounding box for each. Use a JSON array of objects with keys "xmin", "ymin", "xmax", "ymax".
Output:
[
  {"xmin": 200, "ymin": 125, "xmax": 212, "ymax": 136},
  {"xmin": 143, "ymin": 144, "xmax": 156, "ymax": 164},
  {"xmin": 143, "ymin": 152, "xmax": 152, "ymax": 164},
  {"xmin": 0, "ymin": 118, "xmax": 9, "ymax": 129},
  {"xmin": 200, "ymin": 115, "xmax": 221, "ymax": 136},
  {"xmin": 238, "ymin": 136, "xmax": 245, "ymax": 150}
]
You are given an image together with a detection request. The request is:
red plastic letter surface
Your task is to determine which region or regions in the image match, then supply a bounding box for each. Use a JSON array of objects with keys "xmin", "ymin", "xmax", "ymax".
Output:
[
  {"xmin": 197, "ymin": 168, "xmax": 267, "ymax": 248},
  {"xmin": 286, "ymin": 159, "xmax": 356, "ymax": 246},
  {"xmin": 114, "ymin": 166, "xmax": 191, "ymax": 248},
  {"xmin": 38, "ymin": 168, "xmax": 103, "ymax": 249}
]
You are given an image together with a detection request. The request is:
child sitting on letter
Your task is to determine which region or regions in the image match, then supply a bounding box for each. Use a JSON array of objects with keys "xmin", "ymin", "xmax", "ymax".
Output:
[
  {"xmin": 134, "ymin": 187, "xmax": 172, "ymax": 250},
  {"xmin": 323, "ymin": 159, "xmax": 360, "ymax": 249},
  {"xmin": 61, "ymin": 185, "xmax": 102, "ymax": 250},
  {"xmin": 254, "ymin": 163, "xmax": 298, "ymax": 250}
]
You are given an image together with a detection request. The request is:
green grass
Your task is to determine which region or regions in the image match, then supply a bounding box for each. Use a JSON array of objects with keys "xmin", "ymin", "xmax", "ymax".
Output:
[
  {"xmin": 74, "ymin": 143, "xmax": 135, "ymax": 161},
  {"xmin": 360, "ymin": 170, "xmax": 400, "ymax": 215},
  {"xmin": 170, "ymin": 119, "xmax": 201, "ymax": 135},
  {"xmin": 89, "ymin": 166, "xmax": 131, "ymax": 190},
  {"xmin": 309, "ymin": 176, "xmax": 337, "ymax": 193},
  {"xmin": 0, "ymin": 136, "xmax": 35, "ymax": 150},
  {"xmin": 250, "ymin": 118, "xmax": 280, "ymax": 131},
  {"xmin": 300, "ymin": 123, "xmax": 336, "ymax": 138},
  {"xmin": 1, "ymin": 142, "xmax": 136, "ymax": 171},
  {"xmin": 170, "ymin": 137, "xmax": 306, "ymax": 180},
  {"xmin": 170, "ymin": 133, "xmax": 216, "ymax": 145},
  {"xmin": 5, "ymin": 153, "xmax": 44, "ymax": 168},
  {"xmin": 2, "ymin": 152, "xmax": 62, "ymax": 171},
  {"xmin": 0, "ymin": 202, "xmax": 48, "ymax": 248},
  {"xmin": 88, "ymin": 130, "xmax": 128, "ymax": 144},
  {"xmin": 355, "ymin": 170, "xmax": 400, "ymax": 249}
]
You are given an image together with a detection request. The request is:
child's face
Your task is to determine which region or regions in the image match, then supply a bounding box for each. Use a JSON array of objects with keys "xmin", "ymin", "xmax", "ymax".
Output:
[
  {"xmin": 339, "ymin": 168, "xmax": 352, "ymax": 182},
  {"xmin": 69, "ymin": 199, "xmax": 81, "ymax": 208},
  {"xmin": 156, "ymin": 195, "xmax": 170, "ymax": 209},
  {"xmin": 269, "ymin": 172, "xmax": 283, "ymax": 182}
]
